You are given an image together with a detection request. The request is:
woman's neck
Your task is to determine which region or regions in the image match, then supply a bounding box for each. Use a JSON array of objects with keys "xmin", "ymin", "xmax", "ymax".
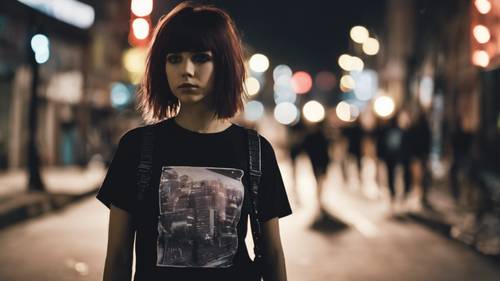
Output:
[{"xmin": 174, "ymin": 102, "xmax": 231, "ymax": 133}]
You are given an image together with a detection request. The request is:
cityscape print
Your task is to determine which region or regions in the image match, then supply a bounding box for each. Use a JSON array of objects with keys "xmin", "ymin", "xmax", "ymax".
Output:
[{"xmin": 156, "ymin": 166, "xmax": 245, "ymax": 268}]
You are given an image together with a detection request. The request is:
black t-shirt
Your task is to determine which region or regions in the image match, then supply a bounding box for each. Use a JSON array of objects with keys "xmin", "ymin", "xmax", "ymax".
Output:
[{"xmin": 97, "ymin": 118, "xmax": 292, "ymax": 281}]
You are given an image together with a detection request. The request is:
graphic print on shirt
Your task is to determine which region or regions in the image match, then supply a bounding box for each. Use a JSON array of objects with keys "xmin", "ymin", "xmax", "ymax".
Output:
[{"xmin": 157, "ymin": 166, "xmax": 245, "ymax": 268}]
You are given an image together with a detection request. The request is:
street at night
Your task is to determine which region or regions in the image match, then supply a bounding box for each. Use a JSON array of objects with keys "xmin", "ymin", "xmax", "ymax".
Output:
[
  {"xmin": 0, "ymin": 155, "xmax": 498, "ymax": 281},
  {"xmin": 1, "ymin": 0, "xmax": 500, "ymax": 280}
]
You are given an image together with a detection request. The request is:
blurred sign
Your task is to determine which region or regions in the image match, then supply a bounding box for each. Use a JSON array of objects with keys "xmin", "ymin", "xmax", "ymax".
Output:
[
  {"xmin": 46, "ymin": 71, "xmax": 83, "ymax": 104},
  {"xmin": 16, "ymin": 0, "xmax": 95, "ymax": 29}
]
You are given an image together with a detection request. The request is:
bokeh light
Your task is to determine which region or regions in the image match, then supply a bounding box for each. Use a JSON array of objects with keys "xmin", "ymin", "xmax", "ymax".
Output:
[
  {"xmin": 123, "ymin": 47, "xmax": 147, "ymax": 84},
  {"xmin": 31, "ymin": 34, "xmax": 50, "ymax": 64},
  {"xmin": 373, "ymin": 96, "xmax": 395, "ymax": 118},
  {"xmin": 350, "ymin": 56, "xmax": 364, "ymax": 72},
  {"xmin": 340, "ymin": 75, "xmax": 356, "ymax": 92},
  {"xmin": 30, "ymin": 34, "xmax": 49, "ymax": 53},
  {"xmin": 472, "ymin": 50, "xmax": 490, "ymax": 67},
  {"xmin": 273, "ymin": 64, "xmax": 293, "ymax": 81},
  {"xmin": 336, "ymin": 101, "xmax": 358, "ymax": 122},
  {"xmin": 475, "ymin": 0, "xmax": 492, "ymax": 14},
  {"xmin": 315, "ymin": 71, "xmax": 337, "ymax": 91},
  {"xmin": 35, "ymin": 50, "xmax": 50, "ymax": 64},
  {"xmin": 244, "ymin": 77, "xmax": 261, "ymax": 96},
  {"xmin": 132, "ymin": 18, "xmax": 150, "ymax": 40},
  {"xmin": 362, "ymin": 37, "xmax": 380, "ymax": 55},
  {"xmin": 350, "ymin": 26, "xmax": 369, "ymax": 44},
  {"xmin": 249, "ymin": 53, "xmax": 270, "ymax": 73},
  {"xmin": 419, "ymin": 76, "xmax": 434, "ymax": 109},
  {"xmin": 244, "ymin": 101, "xmax": 265, "ymax": 122},
  {"xmin": 473, "ymin": 25, "xmax": 491, "ymax": 44},
  {"xmin": 303, "ymin": 100, "xmax": 325, "ymax": 123},
  {"xmin": 353, "ymin": 70, "xmax": 378, "ymax": 101},
  {"xmin": 274, "ymin": 102, "xmax": 299, "ymax": 125},
  {"xmin": 111, "ymin": 83, "xmax": 132, "ymax": 108},
  {"xmin": 131, "ymin": 0, "xmax": 153, "ymax": 17},
  {"xmin": 274, "ymin": 90, "xmax": 297, "ymax": 104},
  {"xmin": 292, "ymin": 71, "xmax": 313, "ymax": 94},
  {"xmin": 338, "ymin": 54, "xmax": 352, "ymax": 71}
]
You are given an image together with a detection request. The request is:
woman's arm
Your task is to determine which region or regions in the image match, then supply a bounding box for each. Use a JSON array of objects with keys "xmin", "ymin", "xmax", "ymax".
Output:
[
  {"xmin": 103, "ymin": 204, "xmax": 135, "ymax": 281},
  {"xmin": 261, "ymin": 218, "xmax": 287, "ymax": 281}
]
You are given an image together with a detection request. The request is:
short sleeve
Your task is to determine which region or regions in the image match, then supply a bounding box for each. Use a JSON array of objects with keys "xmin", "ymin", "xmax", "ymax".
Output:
[
  {"xmin": 96, "ymin": 129, "xmax": 141, "ymax": 213},
  {"xmin": 257, "ymin": 136, "xmax": 292, "ymax": 222}
]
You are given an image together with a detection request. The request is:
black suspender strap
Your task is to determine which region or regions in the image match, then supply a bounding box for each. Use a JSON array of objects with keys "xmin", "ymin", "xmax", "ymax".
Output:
[
  {"xmin": 247, "ymin": 129, "xmax": 263, "ymax": 265},
  {"xmin": 137, "ymin": 126, "xmax": 155, "ymax": 202}
]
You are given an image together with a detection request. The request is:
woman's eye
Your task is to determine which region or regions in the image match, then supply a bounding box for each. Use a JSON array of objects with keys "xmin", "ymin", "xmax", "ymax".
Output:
[
  {"xmin": 166, "ymin": 55, "xmax": 182, "ymax": 64},
  {"xmin": 192, "ymin": 53, "xmax": 212, "ymax": 63}
]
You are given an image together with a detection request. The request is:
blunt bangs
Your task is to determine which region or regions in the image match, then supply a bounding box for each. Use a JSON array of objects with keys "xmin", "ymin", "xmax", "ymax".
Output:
[{"xmin": 161, "ymin": 10, "xmax": 222, "ymax": 54}]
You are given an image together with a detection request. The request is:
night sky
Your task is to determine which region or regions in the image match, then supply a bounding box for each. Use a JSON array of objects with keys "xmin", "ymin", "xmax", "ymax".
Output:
[{"xmin": 154, "ymin": 0, "xmax": 387, "ymax": 76}]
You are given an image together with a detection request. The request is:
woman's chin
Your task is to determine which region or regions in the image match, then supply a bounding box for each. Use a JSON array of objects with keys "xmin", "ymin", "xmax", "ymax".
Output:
[{"xmin": 177, "ymin": 95, "xmax": 208, "ymax": 105}]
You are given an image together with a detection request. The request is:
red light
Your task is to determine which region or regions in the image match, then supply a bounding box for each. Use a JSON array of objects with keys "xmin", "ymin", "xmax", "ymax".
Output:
[
  {"xmin": 292, "ymin": 71, "xmax": 313, "ymax": 94},
  {"xmin": 129, "ymin": 16, "xmax": 152, "ymax": 47},
  {"xmin": 315, "ymin": 71, "xmax": 337, "ymax": 91}
]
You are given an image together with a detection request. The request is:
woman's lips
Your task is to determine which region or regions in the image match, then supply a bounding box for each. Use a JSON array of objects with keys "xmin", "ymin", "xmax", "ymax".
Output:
[{"xmin": 178, "ymin": 83, "xmax": 199, "ymax": 89}]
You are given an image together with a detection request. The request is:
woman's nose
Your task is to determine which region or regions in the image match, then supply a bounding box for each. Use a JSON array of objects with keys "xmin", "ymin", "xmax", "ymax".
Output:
[{"xmin": 181, "ymin": 59, "xmax": 195, "ymax": 77}]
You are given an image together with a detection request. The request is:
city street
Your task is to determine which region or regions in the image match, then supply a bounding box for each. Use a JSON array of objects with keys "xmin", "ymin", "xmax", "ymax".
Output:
[
  {"xmin": 0, "ymin": 155, "xmax": 498, "ymax": 281},
  {"xmin": 1, "ymin": 1, "xmax": 500, "ymax": 280}
]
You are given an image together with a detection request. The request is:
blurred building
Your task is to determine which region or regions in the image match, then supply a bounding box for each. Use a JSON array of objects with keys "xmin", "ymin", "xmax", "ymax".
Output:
[
  {"xmin": 0, "ymin": 0, "xmax": 137, "ymax": 171},
  {"xmin": 381, "ymin": 0, "xmax": 500, "ymax": 182}
]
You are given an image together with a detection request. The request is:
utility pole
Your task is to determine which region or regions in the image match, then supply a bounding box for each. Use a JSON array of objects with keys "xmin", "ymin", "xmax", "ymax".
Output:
[{"xmin": 27, "ymin": 21, "xmax": 45, "ymax": 192}]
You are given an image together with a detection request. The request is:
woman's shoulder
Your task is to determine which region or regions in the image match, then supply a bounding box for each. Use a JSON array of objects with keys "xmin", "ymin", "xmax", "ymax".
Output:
[
  {"xmin": 119, "ymin": 121, "xmax": 167, "ymax": 145},
  {"xmin": 232, "ymin": 123, "xmax": 275, "ymax": 153}
]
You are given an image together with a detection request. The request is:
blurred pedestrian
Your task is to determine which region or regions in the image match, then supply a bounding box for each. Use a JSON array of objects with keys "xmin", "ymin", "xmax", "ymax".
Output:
[
  {"xmin": 287, "ymin": 119, "xmax": 306, "ymax": 206},
  {"xmin": 376, "ymin": 115, "xmax": 402, "ymax": 212},
  {"xmin": 449, "ymin": 125, "xmax": 474, "ymax": 203},
  {"xmin": 341, "ymin": 120, "xmax": 363, "ymax": 184},
  {"xmin": 96, "ymin": 3, "xmax": 291, "ymax": 281},
  {"xmin": 300, "ymin": 121, "xmax": 330, "ymax": 215},
  {"xmin": 406, "ymin": 110, "xmax": 432, "ymax": 209}
]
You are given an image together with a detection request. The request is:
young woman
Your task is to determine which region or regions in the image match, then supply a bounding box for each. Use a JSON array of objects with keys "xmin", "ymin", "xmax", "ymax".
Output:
[{"xmin": 97, "ymin": 3, "xmax": 291, "ymax": 281}]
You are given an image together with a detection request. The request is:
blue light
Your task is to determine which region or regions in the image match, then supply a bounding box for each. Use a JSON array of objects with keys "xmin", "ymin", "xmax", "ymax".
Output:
[
  {"xmin": 31, "ymin": 34, "xmax": 50, "ymax": 64},
  {"xmin": 30, "ymin": 34, "xmax": 49, "ymax": 53},
  {"xmin": 35, "ymin": 49, "xmax": 50, "ymax": 64},
  {"xmin": 110, "ymin": 83, "xmax": 131, "ymax": 108}
]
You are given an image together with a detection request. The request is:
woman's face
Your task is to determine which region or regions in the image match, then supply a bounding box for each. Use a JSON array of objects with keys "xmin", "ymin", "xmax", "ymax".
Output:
[{"xmin": 165, "ymin": 51, "xmax": 215, "ymax": 105}]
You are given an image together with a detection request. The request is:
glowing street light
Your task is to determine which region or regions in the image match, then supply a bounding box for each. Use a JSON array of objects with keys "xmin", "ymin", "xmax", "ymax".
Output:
[
  {"xmin": 362, "ymin": 37, "xmax": 380, "ymax": 55},
  {"xmin": 291, "ymin": 71, "xmax": 313, "ymax": 94},
  {"xmin": 273, "ymin": 64, "xmax": 292, "ymax": 81},
  {"xmin": 244, "ymin": 101, "xmax": 265, "ymax": 121},
  {"xmin": 249, "ymin": 53, "xmax": 270, "ymax": 73},
  {"xmin": 472, "ymin": 50, "xmax": 490, "ymax": 67},
  {"xmin": 274, "ymin": 102, "xmax": 299, "ymax": 125},
  {"xmin": 303, "ymin": 100, "xmax": 325, "ymax": 123},
  {"xmin": 475, "ymin": 0, "xmax": 492, "ymax": 14},
  {"xmin": 350, "ymin": 25, "xmax": 369, "ymax": 44},
  {"xmin": 473, "ymin": 25, "xmax": 491, "ymax": 44},
  {"xmin": 244, "ymin": 77, "xmax": 261, "ymax": 96},
  {"xmin": 338, "ymin": 54, "xmax": 352, "ymax": 71},
  {"xmin": 350, "ymin": 56, "xmax": 364, "ymax": 72},
  {"xmin": 340, "ymin": 75, "xmax": 356, "ymax": 92},
  {"xmin": 132, "ymin": 18, "xmax": 150, "ymax": 40},
  {"xmin": 131, "ymin": 0, "xmax": 153, "ymax": 17},
  {"xmin": 336, "ymin": 101, "xmax": 358, "ymax": 122},
  {"xmin": 338, "ymin": 54, "xmax": 364, "ymax": 72},
  {"xmin": 373, "ymin": 96, "xmax": 395, "ymax": 118},
  {"xmin": 123, "ymin": 47, "xmax": 147, "ymax": 84},
  {"xmin": 31, "ymin": 34, "xmax": 50, "ymax": 64}
]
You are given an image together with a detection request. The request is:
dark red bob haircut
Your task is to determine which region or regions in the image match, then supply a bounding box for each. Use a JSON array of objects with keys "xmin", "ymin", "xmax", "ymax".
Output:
[{"xmin": 137, "ymin": 2, "xmax": 247, "ymax": 122}]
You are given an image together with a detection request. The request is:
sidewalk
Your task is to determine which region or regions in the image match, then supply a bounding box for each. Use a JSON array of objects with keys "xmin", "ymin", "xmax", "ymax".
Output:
[
  {"xmin": 408, "ymin": 176, "xmax": 500, "ymax": 258},
  {"xmin": 0, "ymin": 163, "xmax": 106, "ymax": 229}
]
